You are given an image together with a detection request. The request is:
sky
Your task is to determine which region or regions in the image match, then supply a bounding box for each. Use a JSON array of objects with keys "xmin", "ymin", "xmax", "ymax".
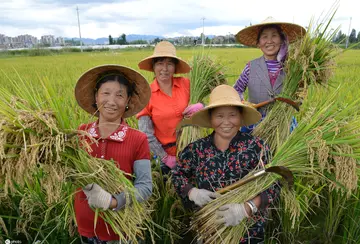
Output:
[{"xmin": 1, "ymin": 0, "xmax": 358, "ymax": 39}]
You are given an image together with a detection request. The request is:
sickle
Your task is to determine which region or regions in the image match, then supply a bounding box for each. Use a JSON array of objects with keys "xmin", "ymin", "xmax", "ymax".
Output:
[
  {"xmin": 253, "ymin": 97, "xmax": 300, "ymax": 111},
  {"xmin": 217, "ymin": 166, "xmax": 294, "ymax": 194}
]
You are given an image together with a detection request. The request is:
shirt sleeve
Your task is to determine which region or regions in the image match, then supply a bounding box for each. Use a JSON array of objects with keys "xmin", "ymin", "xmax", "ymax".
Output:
[
  {"xmin": 137, "ymin": 116, "xmax": 167, "ymax": 159},
  {"xmin": 233, "ymin": 62, "xmax": 250, "ymax": 100},
  {"xmin": 136, "ymin": 104, "xmax": 151, "ymax": 119},
  {"xmin": 113, "ymin": 159, "xmax": 153, "ymax": 210},
  {"xmin": 257, "ymin": 140, "xmax": 281, "ymax": 210},
  {"xmin": 171, "ymin": 143, "xmax": 197, "ymax": 199}
]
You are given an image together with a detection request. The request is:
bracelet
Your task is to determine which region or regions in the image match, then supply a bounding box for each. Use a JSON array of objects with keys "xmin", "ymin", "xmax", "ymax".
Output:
[{"xmin": 246, "ymin": 200, "xmax": 258, "ymax": 214}]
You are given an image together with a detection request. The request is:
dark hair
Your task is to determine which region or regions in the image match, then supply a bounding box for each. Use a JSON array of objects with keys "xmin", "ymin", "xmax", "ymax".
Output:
[
  {"xmin": 208, "ymin": 106, "xmax": 243, "ymax": 116},
  {"xmin": 151, "ymin": 57, "xmax": 179, "ymax": 67},
  {"xmin": 256, "ymin": 24, "xmax": 286, "ymax": 45},
  {"xmin": 92, "ymin": 71, "xmax": 137, "ymax": 109}
]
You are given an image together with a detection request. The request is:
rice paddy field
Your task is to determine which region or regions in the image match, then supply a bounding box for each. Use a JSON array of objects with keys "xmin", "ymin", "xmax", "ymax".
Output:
[
  {"xmin": 0, "ymin": 47, "xmax": 360, "ymax": 243},
  {"xmin": 0, "ymin": 47, "xmax": 359, "ymax": 129}
]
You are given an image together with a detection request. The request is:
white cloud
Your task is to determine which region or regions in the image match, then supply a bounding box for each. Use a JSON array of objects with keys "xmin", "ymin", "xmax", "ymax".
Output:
[{"xmin": 0, "ymin": 0, "xmax": 358, "ymax": 39}]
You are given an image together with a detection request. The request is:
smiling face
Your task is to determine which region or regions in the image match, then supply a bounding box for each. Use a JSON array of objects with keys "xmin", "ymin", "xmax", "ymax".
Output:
[
  {"xmin": 257, "ymin": 27, "xmax": 283, "ymax": 60},
  {"xmin": 210, "ymin": 106, "xmax": 242, "ymax": 140},
  {"xmin": 153, "ymin": 57, "xmax": 176, "ymax": 84},
  {"xmin": 95, "ymin": 81, "xmax": 130, "ymax": 123}
]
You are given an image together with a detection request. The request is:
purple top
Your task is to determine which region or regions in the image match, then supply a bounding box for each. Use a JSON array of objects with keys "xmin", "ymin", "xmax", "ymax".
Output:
[{"xmin": 234, "ymin": 59, "xmax": 283, "ymax": 100}]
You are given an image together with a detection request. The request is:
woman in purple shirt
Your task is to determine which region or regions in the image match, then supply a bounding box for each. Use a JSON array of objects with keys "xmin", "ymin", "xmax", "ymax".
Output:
[{"xmin": 234, "ymin": 17, "xmax": 306, "ymax": 133}]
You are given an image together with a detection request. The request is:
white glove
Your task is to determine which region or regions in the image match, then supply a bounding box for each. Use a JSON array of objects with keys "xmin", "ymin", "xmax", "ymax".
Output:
[
  {"xmin": 188, "ymin": 188, "xmax": 220, "ymax": 207},
  {"xmin": 83, "ymin": 183, "xmax": 112, "ymax": 210},
  {"xmin": 215, "ymin": 203, "xmax": 249, "ymax": 227}
]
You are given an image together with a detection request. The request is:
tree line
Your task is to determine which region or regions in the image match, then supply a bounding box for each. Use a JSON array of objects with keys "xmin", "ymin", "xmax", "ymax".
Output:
[{"xmin": 108, "ymin": 29, "xmax": 360, "ymax": 46}]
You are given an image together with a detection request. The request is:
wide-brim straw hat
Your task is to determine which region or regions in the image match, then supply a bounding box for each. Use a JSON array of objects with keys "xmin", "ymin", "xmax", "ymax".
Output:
[
  {"xmin": 236, "ymin": 16, "xmax": 306, "ymax": 47},
  {"xmin": 75, "ymin": 64, "xmax": 151, "ymax": 118},
  {"xmin": 184, "ymin": 85, "xmax": 262, "ymax": 128},
  {"xmin": 138, "ymin": 41, "xmax": 191, "ymax": 74}
]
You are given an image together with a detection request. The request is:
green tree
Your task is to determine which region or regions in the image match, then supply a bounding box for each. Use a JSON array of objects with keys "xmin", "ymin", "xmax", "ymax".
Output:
[
  {"xmin": 121, "ymin": 33, "xmax": 127, "ymax": 44},
  {"xmin": 116, "ymin": 34, "xmax": 127, "ymax": 45},
  {"xmin": 129, "ymin": 40, "xmax": 148, "ymax": 44},
  {"xmin": 108, "ymin": 35, "xmax": 113, "ymax": 45},
  {"xmin": 153, "ymin": 37, "xmax": 161, "ymax": 44},
  {"xmin": 334, "ymin": 30, "xmax": 346, "ymax": 43},
  {"xmin": 349, "ymin": 29, "xmax": 357, "ymax": 43},
  {"xmin": 357, "ymin": 32, "xmax": 360, "ymax": 43},
  {"xmin": 205, "ymin": 37, "xmax": 211, "ymax": 44}
]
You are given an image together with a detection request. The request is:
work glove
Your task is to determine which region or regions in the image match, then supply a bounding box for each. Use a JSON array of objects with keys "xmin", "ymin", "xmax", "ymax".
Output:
[
  {"xmin": 215, "ymin": 203, "xmax": 249, "ymax": 227},
  {"xmin": 277, "ymin": 36, "xmax": 289, "ymax": 63},
  {"xmin": 182, "ymin": 103, "xmax": 204, "ymax": 117},
  {"xmin": 162, "ymin": 155, "xmax": 177, "ymax": 169},
  {"xmin": 188, "ymin": 188, "xmax": 220, "ymax": 207},
  {"xmin": 83, "ymin": 183, "xmax": 112, "ymax": 210}
]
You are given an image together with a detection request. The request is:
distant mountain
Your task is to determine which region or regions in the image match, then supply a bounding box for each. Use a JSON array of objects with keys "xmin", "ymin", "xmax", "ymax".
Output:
[
  {"xmin": 65, "ymin": 34, "xmax": 164, "ymax": 45},
  {"xmin": 65, "ymin": 34, "xmax": 218, "ymax": 45}
]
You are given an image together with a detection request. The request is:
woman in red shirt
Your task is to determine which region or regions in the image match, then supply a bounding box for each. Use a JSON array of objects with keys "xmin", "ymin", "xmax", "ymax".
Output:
[
  {"xmin": 136, "ymin": 41, "xmax": 203, "ymax": 174},
  {"xmin": 74, "ymin": 64, "xmax": 152, "ymax": 243}
]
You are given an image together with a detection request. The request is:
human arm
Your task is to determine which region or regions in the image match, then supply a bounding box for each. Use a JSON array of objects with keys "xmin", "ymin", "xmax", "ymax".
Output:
[
  {"xmin": 171, "ymin": 143, "xmax": 219, "ymax": 207},
  {"xmin": 112, "ymin": 159, "xmax": 153, "ymax": 210},
  {"xmin": 82, "ymin": 159, "xmax": 153, "ymax": 211},
  {"xmin": 216, "ymin": 139, "xmax": 280, "ymax": 226},
  {"xmin": 233, "ymin": 62, "xmax": 250, "ymax": 100},
  {"xmin": 138, "ymin": 115, "xmax": 167, "ymax": 160}
]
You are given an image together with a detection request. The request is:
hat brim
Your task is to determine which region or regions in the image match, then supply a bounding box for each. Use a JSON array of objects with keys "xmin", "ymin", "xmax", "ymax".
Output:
[
  {"xmin": 138, "ymin": 54, "xmax": 191, "ymax": 74},
  {"xmin": 236, "ymin": 22, "xmax": 306, "ymax": 47},
  {"xmin": 75, "ymin": 64, "xmax": 151, "ymax": 118},
  {"xmin": 181, "ymin": 101, "xmax": 262, "ymax": 129}
]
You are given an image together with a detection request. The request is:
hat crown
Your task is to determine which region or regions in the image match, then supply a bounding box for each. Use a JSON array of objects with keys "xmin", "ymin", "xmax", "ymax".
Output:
[
  {"xmin": 209, "ymin": 85, "xmax": 243, "ymax": 106},
  {"xmin": 261, "ymin": 16, "xmax": 278, "ymax": 24},
  {"xmin": 153, "ymin": 41, "xmax": 177, "ymax": 57}
]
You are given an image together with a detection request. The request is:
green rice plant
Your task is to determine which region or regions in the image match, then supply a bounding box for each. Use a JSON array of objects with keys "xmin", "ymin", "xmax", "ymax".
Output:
[
  {"xmin": 176, "ymin": 50, "xmax": 228, "ymax": 154},
  {"xmin": 145, "ymin": 168, "xmax": 190, "ymax": 244},
  {"xmin": 337, "ymin": 182, "xmax": 360, "ymax": 244}
]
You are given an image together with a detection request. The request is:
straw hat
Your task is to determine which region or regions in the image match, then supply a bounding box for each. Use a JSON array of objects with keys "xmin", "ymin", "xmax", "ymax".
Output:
[
  {"xmin": 138, "ymin": 41, "xmax": 191, "ymax": 74},
  {"xmin": 75, "ymin": 64, "xmax": 151, "ymax": 118},
  {"xmin": 184, "ymin": 85, "xmax": 262, "ymax": 128},
  {"xmin": 236, "ymin": 17, "xmax": 306, "ymax": 47}
]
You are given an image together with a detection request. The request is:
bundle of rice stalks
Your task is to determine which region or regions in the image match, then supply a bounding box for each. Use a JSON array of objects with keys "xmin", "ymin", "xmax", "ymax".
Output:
[
  {"xmin": 176, "ymin": 51, "xmax": 227, "ymax": 154},
  {"xmin": 0, "ymin": 76, "xmax": 154, "ymax": 243},
  {"xmin": 190, "ymin": 84, "xmax": 360, "ymax": 243},
  {"xmin": 145, "ymin": 166, "xmax": 190, "ymax": 243},
  {"xmin": 253, "ymin": 6, "xmax": 342, "ymax": 153}
]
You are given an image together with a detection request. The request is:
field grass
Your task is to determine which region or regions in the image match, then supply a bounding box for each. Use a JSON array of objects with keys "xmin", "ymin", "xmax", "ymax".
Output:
[{"xmin": 0, "ymin": 47, "xmax": 359, "ymax": 243}]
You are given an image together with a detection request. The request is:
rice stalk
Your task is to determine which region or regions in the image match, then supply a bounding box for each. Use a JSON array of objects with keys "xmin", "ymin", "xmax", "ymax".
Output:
[{"xmin": 176, "ymin": 51, "xmax": 228, "ymax": 154}]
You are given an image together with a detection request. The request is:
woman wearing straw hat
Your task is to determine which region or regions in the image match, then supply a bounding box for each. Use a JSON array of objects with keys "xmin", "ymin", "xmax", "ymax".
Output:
[
  {"xmin": 234, "ymin": 17, "xmax": 306, "ymax": 133},
  {"xmin": 74, "ymin": 64, "xmax": 153, "ymax": 243},
  {"xmin": 172, "ymin": 85, "xmax": 280, "ymax": 243},
  {"xmin": 136, "ymin": 41, "xmax": 204, "ymax": 174}
]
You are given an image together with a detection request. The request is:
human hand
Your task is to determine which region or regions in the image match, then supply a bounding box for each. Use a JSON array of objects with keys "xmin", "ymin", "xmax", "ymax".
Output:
[
  {"xmin": 83, "ymin": 183, "xmax": 112, "ymax": 210},
  {"xmin": 188, "ymin": 188, "xmax": 220, "ymax": 207},
  {"xmin": 162, "ymin": 155, "xmax": 177, "ymax": 169},
  {"xmin": 182, "ymin": 103, "xmax": 204, "ymax": 117},
  {"xmin": 215, "ymin": 203, "xmax": 249, "ymax": 227}
]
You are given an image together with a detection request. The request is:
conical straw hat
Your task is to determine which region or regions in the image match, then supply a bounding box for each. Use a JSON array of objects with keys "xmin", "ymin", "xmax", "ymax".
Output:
[
  {"xmin": 185, "ymin": 85, "xmax": 262, "ymax": 128},
  {"xmin": 75, "ymin": 64, "xmax": 151, "ymax": 118},
  {"xmin": 138, "ymin": 41, "xmax": 191, "ymax": 74},
  {"xmin": 236, "ymin": 17, "xmax": 306, "ymax": 47}
]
